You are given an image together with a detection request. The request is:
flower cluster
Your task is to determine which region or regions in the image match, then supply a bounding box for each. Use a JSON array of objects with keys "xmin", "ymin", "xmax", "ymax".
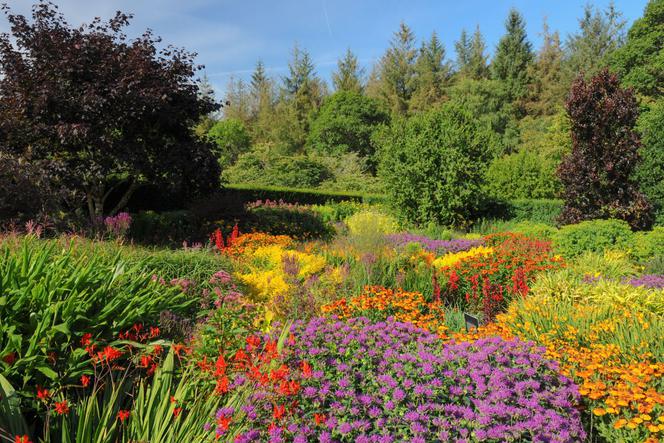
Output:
[
  {"xmin": 626, "ymin": 274, "xmax": 664, "ymax": 289},
  {"xmin": 104, "ymin": 212, "xmax": 131, "ymax": 239},
  {"xmin": 453, "ymin": 297, "xmax": 664, "ymax": 441},
  {"xmin": 233, "ymin": 317, "xmax": 586, "ymax": 442},
  {"xmin": 321, "ymin": 286, "xmax": 448, "ymax": 336},
  {"xmin": 385, "ymin": 233, "xmax": 484, "ymax": 254}
]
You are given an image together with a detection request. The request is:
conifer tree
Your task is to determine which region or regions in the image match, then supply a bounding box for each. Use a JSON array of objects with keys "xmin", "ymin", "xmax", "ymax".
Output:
[
  {"xmin": 332, "ymin": 48, "xmax": 364, "ymax": 93},
  {"xmin": 491, "ymin": 9, "xmax": 534, "ymax": 103},
  {"xmin": 468, "ymin": 25, "xmax": 489, "ymax": 80},
  {"xmin": 410, "ymin": 32, "xmax": 450, "ymax": 112},
  {"xmin": 528, "ymin": 21, "xmax": 566, "ymax": 115}
]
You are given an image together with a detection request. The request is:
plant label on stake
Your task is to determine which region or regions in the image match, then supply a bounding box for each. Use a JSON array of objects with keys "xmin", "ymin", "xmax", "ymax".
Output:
[{"xmin": 464, "ymin": 313, "xmax": 480, "ymax": 332}]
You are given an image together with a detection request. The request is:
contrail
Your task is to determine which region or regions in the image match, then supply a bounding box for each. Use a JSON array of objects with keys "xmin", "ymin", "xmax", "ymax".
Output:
[{"xmin": 322, "ymin": 0, "xmax": 333, "ymax": 38}]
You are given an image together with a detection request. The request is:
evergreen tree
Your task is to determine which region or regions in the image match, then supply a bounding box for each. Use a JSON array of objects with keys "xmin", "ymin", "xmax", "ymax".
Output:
[
  {"xmin": 564, "ymin": 4, "xmax": 626, "ymax": 80},
  {"xmin": 410, "ymin": 32, "xmax": 450, "ymax": 112},
  {"xmin": 332, "ymin": 48, "xmax": 365, "ymax": 93},
  {"xmin": 468, "ymin": 25, "xmax": 489, "ymax": 80},
  {"xmin": 194, "ymin": 73, "xmax": 219, "ymax": 136},
  {"xmin": 249, "ymin": 60, "xmax": 276, "ymax": 142},
  {"xmin": 610, "ymin": 0, "xmax": 663, "ymax": 100},
  {"xmin": 528, "ymin": 21, "xmax": 566, "ymax": 115},
  {"xmin": 491, "ymin": 8, "xmax": 534, "ymax": 103},
  {"xmin": 455, "ymin": 29, "xmax": 472, "ymax": 73},
  {"xmin": 223, "ymin": 76, "xmax": 252, "ymax": 124},
  {"xmin": 370, "ymin": 22, "xmax": 417, "ymax": 116}
]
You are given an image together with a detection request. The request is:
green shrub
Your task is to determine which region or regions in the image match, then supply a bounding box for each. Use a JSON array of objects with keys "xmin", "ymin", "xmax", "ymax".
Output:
[
  {"xmin": 242, "ymin": 202, "xmax": 334, "ymax": 240},
  {"xmin": 485, "ymin": 149, "xmax": 560, "ymax": 200},
  {"xmin": 635, "ymin": 100, "xmax": 664, "ymax": 225},
  {"xmin": 130, "ymin": 210, "xmax": 197, "ymax": 246},
  {"xmin": 378, "ymin": 102, "xmax": 492, "ymax": 227},
  {"xmin": 508, "ymin": 199, "xmax": 563, "ymax": 224},
  {"xmin": 553, "ymin": 219, "xmax": 635, "ymax": 257},
  {"xmin": 206, "ymin": 118, "xmax": 252, "ymax": 168},
  {"xmin": 508, "ymin": 221, "xmax": 558, "ymax": 240},
  {"xmin": 221, "ymin": 184, "xmax": 385, "ymax": 206},
  {"xmin": 309, "ymin": 201, "xmax": 367, "ymax": 223},
  {"xmin": 570, "ymin": 250, "xmax": 639, "ymax": 280},
  {"xmin": 633, "ymin": 227, "xmax": 664, "ymax": 263}
]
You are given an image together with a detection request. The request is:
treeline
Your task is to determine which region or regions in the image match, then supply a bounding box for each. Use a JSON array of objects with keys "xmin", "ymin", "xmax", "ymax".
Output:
[{"xmin": 201, "ymin": 1, "xmax": 663, "ymax": 223}]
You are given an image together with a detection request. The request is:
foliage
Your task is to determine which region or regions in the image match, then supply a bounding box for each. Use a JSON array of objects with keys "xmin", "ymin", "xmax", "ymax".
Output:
[
  {"xmin": 378, "ymin": 102, "xmax": 491, "ymax": 228},
  {"xmin": 409, "ymin": 32, "xmax": 451, "ymax": 112},
  {"xmin": 633, "ymin": 227, "xmax": 664, "ymax": 263},
  {"xmin": 224, "ymin": 152, "xmax": 332, "ymax": 188},
  {"xmin": 558, "ymin": 69, "xmax": 653, "ymax": 229},
  {"xmin": 610, "ymin": 0, "xmax": 664, "ymax": 100},
  {"xmin": 129, "ymin": 210, "xmax": 197, "ymax": 246},
  {"xmin": 308, "ymin": 201, "xmax": 366, "ymax": 223},
  {"xmin": 345, "ymin": 209, "xmax": 398, "ymax": 237},
  {"xmin": 553, "ymin": 219, "xmax": 635, "ymax": 258},
  {"xmin": 242, "ymin": 200, "xmax": 334, "ymax": 240},
  {"xmin": 635, "ymin": 100, "xmax": 664, "ymax": 225},
  {"xmin": 233, "ymin": 317, "xmax": 586, "ymax": 442},
  {"xmin": 207, "ymin": 119, "xmax": 252, "ymax": 168},
  {"xmin": 307, "ymin": 91, "xmax": 387, "ymax": 170},
  {"xmin": 220, "ymin": 183, "xmax": 384, "ymax": 206},
  {"xmin": 0, "ymin": 236, "xmax": 196, "ymax": 394},
  {"xmin": 485, "ymin": 149, "xmax": 559, "ymax": 199},
  {"xmin": 331, "ymin": 48, "xmax": 365, "ymax": 94},
  {"xmin": 454, "ymin": 26, "xmax": 489, "ymax": 80},
  {"xmin": 507, "ymin": 198, "xmax": 563, "ymax": 225},
  {"xmin": 0, "ymin": 3, "xmax": 220, "ymax": 222}
]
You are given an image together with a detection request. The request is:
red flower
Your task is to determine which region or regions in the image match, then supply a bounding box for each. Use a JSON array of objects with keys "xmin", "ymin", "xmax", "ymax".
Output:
[
  {"xmin": 216, "ymin": 414, "xmax": 231, "ymax": 431},
  {"xmin": 149, "ymin": 327, "xmax": 160, "ymax": 338},
  {"xmin": 140, "ymin": 355, "xmax": 152, "ymax": 368},
  {"xmin": 80, "ymin": 375, "xmax": 91, "ymax": 387},
  {"xmin": 214, "ymin": 355, "xmax": 227, "ymax": 377},
  {"xmin": 173, "ymin": 407, "xmax": 182, "ymax": 418},
  {"xmin": 54, "ymin": 400, "xmax": 69, "ymax": 415},
  {"xmin": 14, "ymin": 435, "xmax": 32, "ymax": 443},
  {"xmin": 246, "ymin": 335, "xmax": 260, "ymax": 350},
  {"xmin": 97, "ymin": 346, "xmax": 122, "ymax": 363},
  {"xmin": 300, "ymin": 361, "xmax": 312, "ymax": 378},
  {"xmin": 170, "ymin": 395, "xmax": 177, "ymax": 404},
  {"xmin": 36, "ymin": 386, "xmax": 50, "ymax": 401},
  {"xmin": 80, "ymin": 333, "xmax": 92, "ymax": 347},
  {"xmin": 272, "ymin": 403, "xmax": 285, "ymax": 420},
  {"xmin": 153, "ymin": 344, "xmax": 163, "ymax": 355},
  {"xmin": 117, "ymin": 410, "xmax": 131, "ymax": 422},
  {"xmin": 215, "ymin": 376, "xmax": 229, "ymax": 394},
  {"xmin": 314, "ymin": 413, "xmax": 326, "ymax": 425}
]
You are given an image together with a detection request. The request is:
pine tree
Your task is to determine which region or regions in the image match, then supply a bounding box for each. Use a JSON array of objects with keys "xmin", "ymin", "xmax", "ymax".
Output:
[
  {"xmin": 410, "ymin": 32, "xmax": 450, "ymax": 112},
  {"xmin": 491, "ymin": 8, "xmax": 534, "ymax": 102},
  {"xmin": 528, "ymin": 20, "xmax": 566, "ymax": 115},
  {"xmin": 332, "ymin": 48, "xmax": 364, "ymax": 93},
  {"xmin": 371, "ymin": 22, "xmax": 417, "ymax": 116},
  {"xmin": 565, "ymin": 4, "xmax": 626, "ymax": 80},
  {"xmin": 455, "ymin": 29, "xmax": 471, "ymax": 73},
  {"xmin": 223, "ymin": 76, "xmax": 252, "ymax": 124},
  {"xmin": 468, "ymin": 25, "xmax": 489, "ymax": 79},
  {"xmin": 249, "ymin": 60, "xmax": 276, "ymax": 142}
]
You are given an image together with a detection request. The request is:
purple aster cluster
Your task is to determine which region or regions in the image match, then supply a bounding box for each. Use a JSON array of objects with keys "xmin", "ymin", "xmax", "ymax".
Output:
[
  {"xmin": 233, "ymin": 317, "xmax": 585, "ymax": 442},
  {"xmin": 385, "ymin": 233, "xmax": 483, "ymax": 254},
  {"xmin": 626, "ymin": 274, "xmax": 664, "ymax": 289}
]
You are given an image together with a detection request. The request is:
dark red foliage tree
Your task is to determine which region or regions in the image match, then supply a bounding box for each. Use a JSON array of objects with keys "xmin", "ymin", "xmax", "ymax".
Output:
[
  {"xmin": 557, "ymin": 69, "xmax": 653, "ymax": 230},
  {"xmin": 0, "ymin": 2, "xmax": 221, "ymax": 222}
]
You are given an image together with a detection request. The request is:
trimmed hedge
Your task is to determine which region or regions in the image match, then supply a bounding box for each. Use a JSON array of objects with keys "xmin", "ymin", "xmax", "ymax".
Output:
[{"xmin": 222, "ymin": 183, "xmax": 386, "ymax": 205}]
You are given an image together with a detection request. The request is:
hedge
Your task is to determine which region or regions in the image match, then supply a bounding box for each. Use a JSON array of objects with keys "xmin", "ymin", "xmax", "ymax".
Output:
[
  {"xmin": 508, "ymin": 199, "xmax": 563, "ymax": 225},
  {"xmin": 221, "ymin": 183, "xmax": 386, "ymax": 205}
]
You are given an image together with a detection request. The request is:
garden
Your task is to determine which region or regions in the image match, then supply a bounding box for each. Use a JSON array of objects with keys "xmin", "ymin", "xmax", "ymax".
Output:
[{"xmin": 1, "ymin": 1, "xmax": 663, "ymax": 442}]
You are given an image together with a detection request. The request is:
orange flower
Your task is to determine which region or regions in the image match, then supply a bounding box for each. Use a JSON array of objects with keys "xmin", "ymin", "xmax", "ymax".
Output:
[
  {"xmin": 14, "ymin": 436, "xmax": 32, "ymax": 443},
  {"xmin": 36, "ymin": 386, "xmax": 50, "ymax": 401},
  {"xmin": 173, "ymin": 407, "xmax": 182, "ymax": 417},
  {"xmin": 117, "ymin": 410, "xmax": 130, "ymax": 422},
  {"xmin": 272, "ymin": 403, "xmax": 285, "ymax": 420},
  {"xmin": 54, "ymin": 400, "xmax": 69, "ymax": 415},
  {"xmin": 80, "ymin": 375, "xmax": 91, "ymax": 387}
]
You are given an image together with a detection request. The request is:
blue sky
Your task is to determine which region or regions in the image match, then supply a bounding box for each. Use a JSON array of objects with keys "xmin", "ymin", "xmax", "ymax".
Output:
[{"xmin": 0, "ymin": 1, "xmax": 649, "ymax": 98}]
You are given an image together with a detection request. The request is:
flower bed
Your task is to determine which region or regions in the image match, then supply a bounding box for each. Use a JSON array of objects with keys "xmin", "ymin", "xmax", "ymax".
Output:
[{"xmin": 231, "ymin": 317, "xmax": 586, "ymax": 442}]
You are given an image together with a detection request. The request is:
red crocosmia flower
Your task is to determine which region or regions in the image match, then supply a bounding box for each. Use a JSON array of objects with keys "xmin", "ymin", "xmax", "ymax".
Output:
[
  {"xmin": 246, "ymin": 335, "xmax": 260, "ymax": 350},
  {"xmin": 152, "ymin": 344, "xmax": 163, "ymax": 355},
  {"xmin": 80, "ymin": 375, "xmax": 91, "ymax": 387},
  {"xmin": 314, "ymin": 413, "xmax": 326, "ymax": 425},
  {"xmin": 54, "ymin": 400, "xmax": 69, "ymax": 415},
  {"xmin": 147, "ymin": 363, "xmax": 157, "ymax": 376},
  {"xmin": 214, "ymin": 355, "xmax": 226, "ymax": 376},
  {"xmin": 215, "ymin": 376, "xmax": 229, "ymax": 394},
  {"xmin": 117, "ymin": 410, "xmax": 130, "ymax": 422},
  {"xmin": 149, "ymin": 327, "xmax": 160, "ymax": 338},
  {"xmin": 36, "ymin": 386, "xmax": 50, "ymax": 401},
  {"xmin": 197, "ymin": 356, "xmax": 212, "ymax": 372},
  {"xmin": 272, "ymin": 403, "xmax": 285, "ymax": 420},
  {"xmin": 140, "ymin": 355, "xmax": 152, "ymax": 368},
  {"xmin": 172, "ymin": 344, "xmax": 185, "ymax": 355},
  {"xmin": 80, "ymin": 333, "xmax": 92, "ymax": 347},
  {"xmin": 14, "ymin": 435, "xmax": 32, "ymax": 443},
  {"xmin": 233, "ymin": 349, "xmax": 248, "ymax": 364},
  {"xmin": 3, "ymin": 352, "xmax": 16, "ymax": 365},
  {"xmin": 216, "ymin": 415, "xmax": 231, "ymax": 431},
  {"xmin": 97, "ymin": 346, "xmax": 122, "ymax": 363},
  {"xmin": 173, "ymin": 407, "xmax": 182, "ymax": 418},
  {"xmin": 300, "ymin": 361, "xmax": 312, "ymax": 378}
]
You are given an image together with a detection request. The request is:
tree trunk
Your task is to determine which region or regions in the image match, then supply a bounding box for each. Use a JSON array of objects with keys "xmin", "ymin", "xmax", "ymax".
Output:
[
  {"xmin": 109, "ymin": 180, "xmax": 139, "ymax": 216},
  {"xmin": 86, "ymin": 179, "xmax": 140, "ymax": 224}
]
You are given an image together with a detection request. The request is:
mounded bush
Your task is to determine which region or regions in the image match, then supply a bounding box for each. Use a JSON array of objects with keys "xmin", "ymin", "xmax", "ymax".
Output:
[
  {"xmin": 553, "ymin": 219, "xmax": 635, "ymax": 257},
  {"xmin": 508, "ymin": 199, "xmax": 563, "ymax": 225}
]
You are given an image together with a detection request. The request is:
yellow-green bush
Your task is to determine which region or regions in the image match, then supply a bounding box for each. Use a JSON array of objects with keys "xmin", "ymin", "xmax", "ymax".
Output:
[{"xmin": 570, "ymin": 250, "xmax": 639, "ymax": 280}]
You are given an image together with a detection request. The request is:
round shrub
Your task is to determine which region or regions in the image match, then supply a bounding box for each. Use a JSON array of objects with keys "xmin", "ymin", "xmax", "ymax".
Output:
[
  {"xmin": 233, "ymin": 317, "xmax": 586, "ymax": 442},
  {"xmin": 553, "ymin": 219, "xmax": 635, "ymax": 258},
  {"xmin": 378, "ymin": 102, "xmax": 492, "ymax": 228},
  {"xmin": 207, "ymin": 118, "xmax": 252, "ymax": 168},
  {"xmin": 486, "ymin": 149, "xmax": 560, "ymax": 200}
]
